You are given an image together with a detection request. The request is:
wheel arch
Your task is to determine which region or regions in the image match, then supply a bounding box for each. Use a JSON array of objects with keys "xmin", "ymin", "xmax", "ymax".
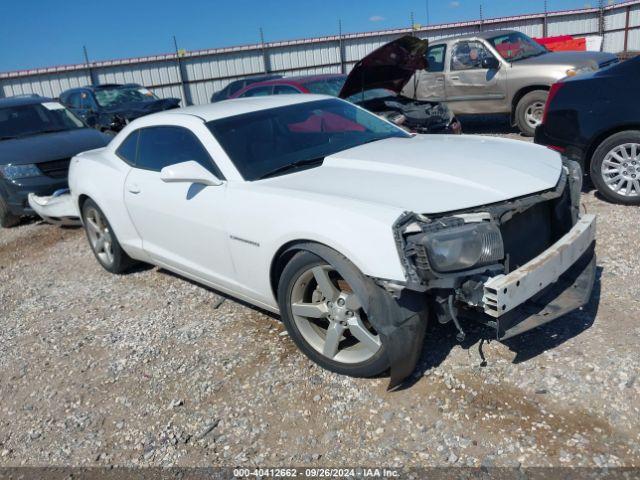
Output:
[
  {"xmin": 269, "ymin": 240, "xmax": 343, "ymax": 301},
  {"xmin": 511, "ymin": 85, "xmax": 550, "ymax": 123},
  {"xmin": 77, "ymin": 193, "xmax": 90, "ymax": 212}
]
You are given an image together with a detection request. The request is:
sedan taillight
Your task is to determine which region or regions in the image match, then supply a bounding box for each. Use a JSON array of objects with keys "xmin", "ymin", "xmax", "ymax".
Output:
[{"xmin": 542, "ymin": 82, "xmax": 565, "ymax": 125}]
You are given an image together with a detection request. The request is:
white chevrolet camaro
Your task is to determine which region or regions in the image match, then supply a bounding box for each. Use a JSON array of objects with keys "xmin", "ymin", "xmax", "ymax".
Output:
[{"xmin": 66, "ymin": 95, "xmax": 596, "ymax": 389}]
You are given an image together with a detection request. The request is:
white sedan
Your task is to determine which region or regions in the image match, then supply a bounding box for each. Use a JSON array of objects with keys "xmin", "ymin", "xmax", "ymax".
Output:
[{"xmin": 65, "ymin": 94, "xmax": 596, "ymax": 389}]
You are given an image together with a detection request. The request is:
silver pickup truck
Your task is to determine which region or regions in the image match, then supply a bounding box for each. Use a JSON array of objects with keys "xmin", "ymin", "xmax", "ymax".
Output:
[{"xmin": 402, "ymin": 30, "xmax": 618, "ymax": 135}]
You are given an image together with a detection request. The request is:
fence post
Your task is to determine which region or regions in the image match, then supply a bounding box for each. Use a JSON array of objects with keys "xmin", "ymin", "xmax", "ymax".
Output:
[
  {"xmin": 260, "ymin": 28, "xmax": 271, "ymax": 73},
  {"xmin": 83, "ymin": 46, "xmax": 97, "ymax": 86},
  {"xmin": 598, "ymin": 0, "xmax": 605, "ymax": 36},
  {"xmin": 624, "ymin": 4, "xmax": 631, "ymax": 52},
  {"xmin": 543, "ymin": 0, "xmax": 548, "ymax": 37},
  {"xmin": 173, "ymin": 36, "xmax": 192, "ymax": 106},
  {"xmin": 338, "ymin": 20, "xmax": 345, "ymax": 74}
]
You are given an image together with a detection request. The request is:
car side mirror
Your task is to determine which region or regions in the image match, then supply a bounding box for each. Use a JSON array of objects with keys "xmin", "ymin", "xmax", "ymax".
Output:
[
  {"xmin": 482, "ymin": 57, "xmax": 500, "ymax": 70},
  {"xmin": 160, "ymin": 161, "xmax": 223, "ymax": 187}
]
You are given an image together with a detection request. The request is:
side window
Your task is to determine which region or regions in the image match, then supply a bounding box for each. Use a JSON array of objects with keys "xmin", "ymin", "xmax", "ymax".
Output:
[
  {"xmin": 273, "ymin": 85, "xmax": 302, "ymax": 95},
  {"xmin": 451, "ymin": 41, "xmax": 492, "ymax": 71},
  {"xmin": 227, "ymin": 81, "xmax": 243, "ymax": 96},
  {"xmin": 65, "ymin": 92, "xmax": 82, "ymax": 109},
  {"xmin": 240, "ymin": 86, "xmax": 273, "ymax": 97},
  {"xmin": 426, "ymin": 45, "xmax": 446, "ymax": 72},
  {"xmin": 136, "ymin": 126, "xmax": 224, "ymax": 178},
  {"xmin": 116, "ymin": 130, "xmax": 139, "ymax": 164},
  {"xmin": 80, "ymin": 91, "xmax": 97, "ymax": 110}
]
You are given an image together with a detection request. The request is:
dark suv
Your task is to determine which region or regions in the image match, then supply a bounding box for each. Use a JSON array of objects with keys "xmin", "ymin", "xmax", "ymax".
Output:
[
  {"xmin": 59, "ymin": 83, "xmax": 180, "ymax": 134},
  {"xmin": 0, "ymin": 96, "xmax": 110, "ymax": 227}
]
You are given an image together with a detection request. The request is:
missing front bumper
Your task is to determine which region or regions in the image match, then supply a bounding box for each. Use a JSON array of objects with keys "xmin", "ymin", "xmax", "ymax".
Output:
[
  {"xmin": 495, "ymin": 243, "xmax": 596, "ymax": 340},
  {"xmin": 483, "ymin": 214, "xmax": 596, "ymax": 317}
]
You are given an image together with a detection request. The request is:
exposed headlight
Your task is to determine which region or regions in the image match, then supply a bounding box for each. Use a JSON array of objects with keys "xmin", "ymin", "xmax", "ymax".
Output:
[
  {"xmin": 0, "ymin": 163, "xmax": 42, "ymax": 180},
  {"xmin": 422, "ymin": 222, "xmax": 504, "ymax": 273}
]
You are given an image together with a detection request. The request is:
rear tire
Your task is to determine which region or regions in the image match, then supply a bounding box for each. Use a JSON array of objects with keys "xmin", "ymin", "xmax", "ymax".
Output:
[
  {"xmin": 515, "ymin": 90, "xmax": 548, "ymax": 137},
  {"xmin": 0, "ymin": 195, "xmax": 20, "ymax": 228},
  {"xmin": 590, "ymin": 130, "xmax": 640, "ymax": 205},
  {"xmin": 278, "ymin": 250, "xmax": 389, "ymax": 378},
  {"xmin": 81, "ymin": 198, "xmax": 137, "ymax": 273}
]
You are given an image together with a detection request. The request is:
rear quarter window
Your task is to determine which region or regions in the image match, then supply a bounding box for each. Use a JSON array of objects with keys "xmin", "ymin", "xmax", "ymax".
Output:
[{"xmin": 116, "ymin": 131, "xmax": 139, "ymax": 164}]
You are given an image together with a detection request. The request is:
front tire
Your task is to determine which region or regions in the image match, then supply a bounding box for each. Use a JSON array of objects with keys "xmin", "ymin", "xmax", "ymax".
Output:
[
  {"xmin": 515, "ymin": 90, "xmax": 548, "ymax": 137},
  {"xmin": 81, "ymin": 198, "xmax": 137, "ymax": 273},
  {"xmin": 278, "ymin": 250, "xmax": 389, "ymax": 378},
  {"xmin": 0, "ymin": 195, "xmax": 20, "ymax": 228},
  {"xmin": 590, "ymin": 131, "xmax": 640, "ymax": 205}
]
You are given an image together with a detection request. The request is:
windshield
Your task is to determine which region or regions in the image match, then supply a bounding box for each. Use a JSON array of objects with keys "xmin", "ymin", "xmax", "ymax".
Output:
[
  {"xmin": 488, "ymin": 32, "xmax": 547, "ymax": 62},
  {"xmin": 94, "ymin": 86, "xmax": 158, "ymax": 108},
  {"xmin": 0, "ymin": 102, "xmax": 85, "ymax": 140},
  {"xmin": 207, "ymin": 98, "xmax": 410, "ymax": 181},
  {"xmin": 302, "ymin": 77, "xmax": 347, "ymax": 96}
]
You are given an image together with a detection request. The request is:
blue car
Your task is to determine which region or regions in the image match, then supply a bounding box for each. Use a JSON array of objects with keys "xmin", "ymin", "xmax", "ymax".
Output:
[{"xmin": 0, "ymin": 95, "xmax": 110, "ymax": 227}]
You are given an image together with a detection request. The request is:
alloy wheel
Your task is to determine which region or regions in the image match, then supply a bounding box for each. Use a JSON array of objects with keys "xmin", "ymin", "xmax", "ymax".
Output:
[
  {"xmin": 600, "ymin": 143, "xmax": 640, "ymax": 197},
  {"xmin": 84, "ymin": 207, "xmax": 115, "ymax": 267},
  {"xmin": 290, "ymin": 265, "xmax": 381, "ymax": 364}
]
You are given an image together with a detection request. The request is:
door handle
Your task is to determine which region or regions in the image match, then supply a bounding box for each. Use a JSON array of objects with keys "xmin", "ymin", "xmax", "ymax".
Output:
[
  {"xmin": 127, "ymin": 184, "xmax": 141, "ymax": 194},
  {"xmin": 450, "ymin": 76, "xmax": 460, "ymax": 81}
]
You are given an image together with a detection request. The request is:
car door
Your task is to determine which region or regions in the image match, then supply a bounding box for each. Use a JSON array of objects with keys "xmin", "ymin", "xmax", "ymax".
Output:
[
  {"xmin": 62, "ymin": 91, "xmax": 83, "ymax": 117},
  {"xmin": 403, "ymin": 44, "xmax": 447, "ymax": 101},
  {"xmin": 445, "ymin": 40, "xmax": 507, "ymax": 114},
  {"xmin": 123, "ymin": 123, "xmax": 237, "ymax": 288},
  {"xmin": 78, "ymin": 90, "xmax": 100, "ymax": 127}
]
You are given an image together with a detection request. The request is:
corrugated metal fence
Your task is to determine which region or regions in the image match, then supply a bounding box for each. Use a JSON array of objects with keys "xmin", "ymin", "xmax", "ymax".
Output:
[{"xmin": 2, "ymin": 0, "xmax": 640, "ymax": 105}]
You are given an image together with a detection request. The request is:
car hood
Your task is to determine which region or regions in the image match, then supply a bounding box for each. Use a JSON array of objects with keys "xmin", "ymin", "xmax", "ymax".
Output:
[
  {"xmin": 338, "ymin": 36, "xmax": 429, "ymax": 99},
  {"xmin": 515, "ymin": 50, "xmax": 618, "ymax": 69},
  {"xmin": 104, "ymin": 98, "xmax": 181, "ymax": 118},
  {"xmin": 0, "ymin": 128, "xmax": 110, "ymax": 166},
  {"xmin": 262, "ymin": 135, "xmax": 562, "ymax": 214}
]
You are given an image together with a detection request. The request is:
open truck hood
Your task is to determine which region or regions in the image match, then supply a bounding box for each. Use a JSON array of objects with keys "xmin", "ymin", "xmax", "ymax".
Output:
[
  {"xmin": 338, "ymin": 35, "xmax": 429, "ymax": 99},
  {"xmin": 262, "ymin": 135, "xmax": 563, "ymax": 215}
]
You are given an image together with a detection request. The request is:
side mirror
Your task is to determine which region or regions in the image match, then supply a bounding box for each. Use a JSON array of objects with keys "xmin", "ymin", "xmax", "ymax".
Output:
[
  {"xmin": 160, "ymin": 161, "xmax": 223, "ymax": 187},
  {"xmin": 482, "ymin": 57, "xmax": 500, "ymax": 70}
]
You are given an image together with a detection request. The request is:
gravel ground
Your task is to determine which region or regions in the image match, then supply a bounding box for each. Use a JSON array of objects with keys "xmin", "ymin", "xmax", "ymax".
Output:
[{"xmin": 0, "ymin": 121, "xmax": 638, "ymax": 469}]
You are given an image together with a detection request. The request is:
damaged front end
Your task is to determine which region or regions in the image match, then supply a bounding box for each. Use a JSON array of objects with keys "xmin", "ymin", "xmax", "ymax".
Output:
[
  {"xmin": 386, "ymin": 159, "xmax": 595, "ymax": 383},
  {"xmin": 359, "ymin": 95, "xmax": 461, "ymax": 134},
  {"xmin": 27, "ymin": 190, "xmax": 80, "ymax": 226}
]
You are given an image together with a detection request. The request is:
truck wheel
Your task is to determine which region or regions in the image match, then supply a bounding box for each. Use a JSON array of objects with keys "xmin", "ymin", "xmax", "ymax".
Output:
[
  {"xmin": 590, "ymin": 130, "xmax": 640, "ymax": 205},
  {"xmin": 278, "ymin": 250, "xmax": 389, "ymax": 378},
  {"xmin": 515, "ymin": 90, "xmax": 548, "ymax": 137},
  {"xmin": 0, "ymin": 195, "xmax": 20, "ymax": 228}
]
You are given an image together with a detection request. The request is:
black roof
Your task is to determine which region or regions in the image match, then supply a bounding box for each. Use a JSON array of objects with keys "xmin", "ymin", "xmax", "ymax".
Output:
[{"xmin": 0, "ymin": 95, "xmax": 54, "ymax": 108}]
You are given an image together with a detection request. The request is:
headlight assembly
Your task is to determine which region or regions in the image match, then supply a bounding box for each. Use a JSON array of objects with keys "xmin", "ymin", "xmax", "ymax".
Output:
[
  {"xmin": 566, "ymin": 64, "xmax": 597, "ymax": 77},
  {"xmin": 0, "ymin": 163, "xmax": 42, "ymax": 180},
  {"xmin": 420, "ymin": 222, "xmax": 504, "ymax": 273}
]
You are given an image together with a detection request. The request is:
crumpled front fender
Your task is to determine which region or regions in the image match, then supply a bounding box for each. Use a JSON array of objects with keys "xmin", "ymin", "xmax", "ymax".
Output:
[{"xmin": 284, "ymin": 242, "xmax": 428, "ymax": 391}]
